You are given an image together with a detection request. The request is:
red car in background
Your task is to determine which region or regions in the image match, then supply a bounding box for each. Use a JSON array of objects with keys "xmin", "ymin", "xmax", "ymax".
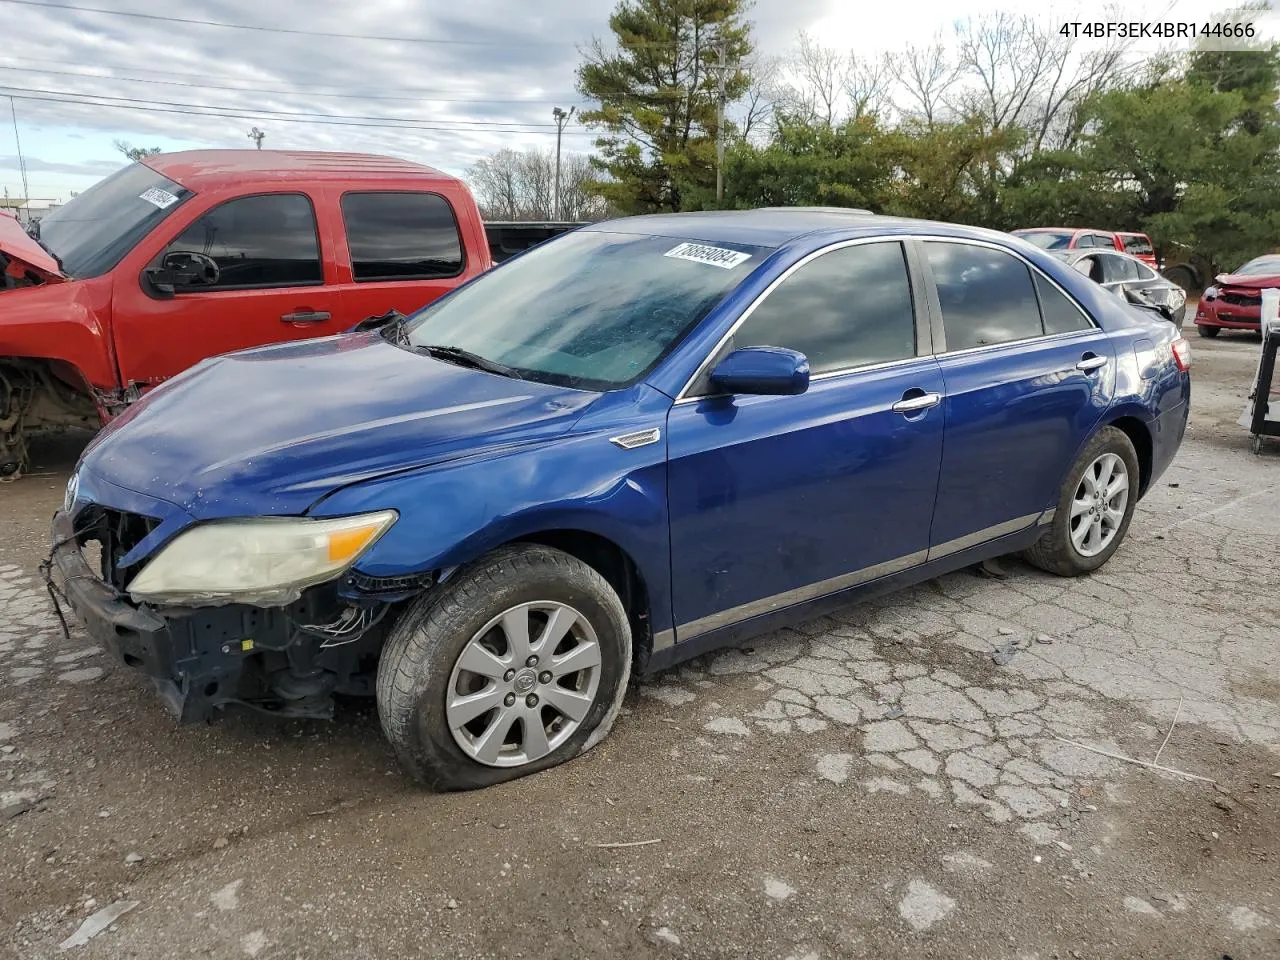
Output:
[
  {"xmin": 1013, "ymin": 227, "xmax": 1124, "ymax": 255},
  {"xmin": 1194, "ymin": 254, "xmax": 1280, "ymax": 337}
]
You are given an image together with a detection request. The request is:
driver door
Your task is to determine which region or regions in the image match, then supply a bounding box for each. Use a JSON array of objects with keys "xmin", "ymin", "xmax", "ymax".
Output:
[{"xmin": 111, "ymin": 191, "xmax": 346, "ymax": 387}]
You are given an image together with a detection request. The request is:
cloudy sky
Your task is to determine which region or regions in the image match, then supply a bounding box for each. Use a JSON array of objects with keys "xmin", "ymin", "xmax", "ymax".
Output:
[{"xmin": 0, "ymin": 0, "xmax": 1274, "ymax": 203}]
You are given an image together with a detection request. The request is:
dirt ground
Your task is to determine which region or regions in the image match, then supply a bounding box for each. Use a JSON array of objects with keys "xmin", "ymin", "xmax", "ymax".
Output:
[{"xmin": 2, "ymin": 327, "xmax": 1278, "ymax": 960}]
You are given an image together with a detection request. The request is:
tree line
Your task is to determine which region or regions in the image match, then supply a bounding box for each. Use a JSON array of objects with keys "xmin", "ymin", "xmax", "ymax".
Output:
[{"xmin": 521, "ymin": 0, "xmax": 1276, "ymax": 286}]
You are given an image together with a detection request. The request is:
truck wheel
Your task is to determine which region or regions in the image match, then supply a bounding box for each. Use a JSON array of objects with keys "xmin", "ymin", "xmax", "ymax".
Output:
[
  {"xmin": 1197, "ymin": 324, "xmax": 1220, "ymax": 338},
  {"xmin": 1024, "ymin": 427, "xmax": 1140, "ymax": 577},
  {"xmin": 376, "ymin": 544, "xmax": 632, "ymax": 790}
]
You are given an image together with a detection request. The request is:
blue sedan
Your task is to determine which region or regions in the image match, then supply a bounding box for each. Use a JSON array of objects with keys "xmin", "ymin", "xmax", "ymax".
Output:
[{"xmin": 49, "ymin": 209, "xmax": 1191, "ymax": 789}]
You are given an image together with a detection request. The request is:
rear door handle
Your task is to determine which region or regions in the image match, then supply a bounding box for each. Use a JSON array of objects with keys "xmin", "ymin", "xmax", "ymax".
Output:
[
  {"xmin": 281, "ymin": 310, "xmax": 331, "ymax": 324},
  {"xmin": 1076, "ymin": 355, "xmax": 1108, "ymax": 373},
  {"xmin": 891, "ymin": 391, "xmax": 942, "ymax": 414}
]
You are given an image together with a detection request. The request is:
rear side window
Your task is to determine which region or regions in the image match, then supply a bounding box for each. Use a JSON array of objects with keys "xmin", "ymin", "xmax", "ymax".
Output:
[
  {"xmin": 925, "ymin": 243, "xmax": 1041, "ymax": 350},
  {"xmin": 1101, "ymin": 254, "xmax": 1140, "ymax": 283},
  {"xmin": 732, "ymin": 241, "xmax": 916, "ymax": 374},
  {"xmin": 341, "ymin": 192, "xmax": 463, "ymax": 281},
  {"xmin": 1035, "ymin": 274, "xmax": 1092, "ymax": 335},
  {"xmin": 1123, "ymin": 235, "xmax": 1154, "ymax": 255},
  {"xmin": 161, "ymin": 193, "xmax": 322, "ymax": 289}
]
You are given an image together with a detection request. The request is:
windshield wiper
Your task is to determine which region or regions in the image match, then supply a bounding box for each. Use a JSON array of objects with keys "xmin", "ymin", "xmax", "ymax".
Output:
[{"xmin": 413, "ymin": 344, "xmax": 523, "ymax": 380}]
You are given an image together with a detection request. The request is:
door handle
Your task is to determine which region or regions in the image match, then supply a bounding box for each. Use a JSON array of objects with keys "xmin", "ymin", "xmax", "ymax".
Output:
[
  {"xmin": 280, "ymin": 310, "xmax": 331, "ymax": 324},
  {"xmin": 1076, "ymin": 355, "xmax": 1108, "ymax": 373},
  {"xmin": 891, "ymin": 391, "xmax": 942, "ymax": 414}
]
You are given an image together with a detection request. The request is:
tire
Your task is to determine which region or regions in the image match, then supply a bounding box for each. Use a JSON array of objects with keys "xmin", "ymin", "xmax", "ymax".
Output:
[
  {"xmin": 1197, "ymin": 323, "xmax": 1220, "ymax": 338},
  {"xmin": 376, "ymin": 544, "xmax": 632, "ymax": 790},
  {"xmin": 1024, "ymin": 427, "xmax": 1141, "ymax": 577}
]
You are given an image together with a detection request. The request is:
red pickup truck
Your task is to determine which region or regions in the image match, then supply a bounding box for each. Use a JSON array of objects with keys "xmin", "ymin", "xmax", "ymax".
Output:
[{"xmin": 0, "ymin": 150, "xmax": 494, "ymax": 478}]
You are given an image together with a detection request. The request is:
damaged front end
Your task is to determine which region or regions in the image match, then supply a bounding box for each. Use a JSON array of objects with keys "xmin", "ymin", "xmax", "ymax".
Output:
[{"xmin": 46, "ymin": 503, "xmax": 427, "ymax": 722}]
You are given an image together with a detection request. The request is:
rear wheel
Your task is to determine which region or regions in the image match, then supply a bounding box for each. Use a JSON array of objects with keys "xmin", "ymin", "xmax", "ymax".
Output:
[
  {"xmin": 1024, "ymin": 427, "xmax": 1140, "ymax": 577},
  {"xmin": 1197, "ymin": 323, "xmax": 1220, "ymax": 338},
  {"xmin": 376, "ymin": 544, "xmax": 632, "ymax": 790}
]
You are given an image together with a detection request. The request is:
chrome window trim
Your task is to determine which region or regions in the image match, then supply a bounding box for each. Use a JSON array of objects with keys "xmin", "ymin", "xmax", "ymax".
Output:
[{"xmin": 674, "ymin": 236, "xmax": 919, "ymax": 403}]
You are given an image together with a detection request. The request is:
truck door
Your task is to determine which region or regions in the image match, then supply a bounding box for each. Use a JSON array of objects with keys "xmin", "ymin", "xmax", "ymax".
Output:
[{"xmin": 111, "ymin": 191, "xmax": 347, "ymax": 386}]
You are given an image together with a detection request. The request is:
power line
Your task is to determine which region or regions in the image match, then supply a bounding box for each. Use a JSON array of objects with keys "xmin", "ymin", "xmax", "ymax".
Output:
[
  {"xmin": 0, "ymin": 84, "xmax": 575, "ymax": 128},
  {"xmin": 0, "ymin": 0, "xmax": 681, "ymax": 48},
  {"xmin": 1, "ymin": 90, "xmax": 597, "ymax": 136},
  {"xmin": 0, "ymin": 61, "xmax": 585, "ymax": 105}
]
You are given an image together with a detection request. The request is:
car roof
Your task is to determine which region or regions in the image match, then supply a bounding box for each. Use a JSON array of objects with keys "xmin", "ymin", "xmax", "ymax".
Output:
[
  {"xmin": 1015, "ymin": 227, "xmax": 1113, "ymax": 235},
  {"xmin": 141, "ymin": 150, "xmax": 456, "ymax": 190},
  {"xmin": 582, "ymin": 208, "xmax": 1010, "ymax": 249}
]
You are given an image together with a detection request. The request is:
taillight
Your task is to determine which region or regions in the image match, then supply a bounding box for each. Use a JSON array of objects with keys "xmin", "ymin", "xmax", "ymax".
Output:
[{"xmin": 1171, "ymin": 337, "xmax": 1191, "ymax": 372}]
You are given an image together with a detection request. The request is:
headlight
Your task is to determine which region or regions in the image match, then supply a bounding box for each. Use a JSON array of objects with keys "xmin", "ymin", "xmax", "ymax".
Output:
[
  {"xmin": 1203, "ymin": 286, "xmax": 1218, "ymax": 300},
  {"xmin": 128, "ymin": 510, "xmax": 397, "ymax": 606}
]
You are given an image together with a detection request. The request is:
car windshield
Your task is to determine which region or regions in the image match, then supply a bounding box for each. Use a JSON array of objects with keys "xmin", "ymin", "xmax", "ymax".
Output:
[
  {"xmin": 401, "ymin": 229, "xmax": 765, "ymax": 391},
  {"xmin": 1015, "ymin": 230, "xmax": 1073, "ymax": 250},
  {"xmin": 1234, "ymin": 255, "xmax": 1280, "ymax": 276},
  {"xmin": 35, "ymin": 162, "xmax": 193, "ymax": 278}
]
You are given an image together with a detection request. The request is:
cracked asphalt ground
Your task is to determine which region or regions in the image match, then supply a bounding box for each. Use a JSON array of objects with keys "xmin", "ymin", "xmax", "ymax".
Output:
[{"xmin": 2, "ymin": 329, "xmax": 1279, "ymax": 960}]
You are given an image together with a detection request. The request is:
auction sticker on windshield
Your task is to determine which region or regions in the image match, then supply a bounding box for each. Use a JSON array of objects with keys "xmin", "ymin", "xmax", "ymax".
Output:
[
  {"xmin": 664, "ymin": 242, "xmax": 752, "ymax": 269},
  {"xmin": 139, "ymin": 187, "xmax": 180, "ymax": 209}
]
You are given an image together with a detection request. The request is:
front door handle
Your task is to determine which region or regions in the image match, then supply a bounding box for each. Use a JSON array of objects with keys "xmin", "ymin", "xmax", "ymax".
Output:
[
  {"xmin": 891, "ymin": 391, "xmax": 942, "ymax": 414},
  {"xmin": 281, "ymin": 310, "xmax": 331, "ymax": 324},
  {"xmin": 1076, "ymin": 355, "xmax": 1108, "ymax": 373}
]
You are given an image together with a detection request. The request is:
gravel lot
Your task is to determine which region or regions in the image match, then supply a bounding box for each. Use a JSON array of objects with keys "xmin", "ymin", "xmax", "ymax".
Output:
[{"xmin": 1, "ymin": 328, "xmax": 1278, "ymax": 960}]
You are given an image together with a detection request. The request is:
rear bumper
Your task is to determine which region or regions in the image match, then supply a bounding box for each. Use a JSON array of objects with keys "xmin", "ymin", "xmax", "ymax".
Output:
[{"xmin": 1148, "ymin": 397, "xmax": 1189, "ymax": 490}]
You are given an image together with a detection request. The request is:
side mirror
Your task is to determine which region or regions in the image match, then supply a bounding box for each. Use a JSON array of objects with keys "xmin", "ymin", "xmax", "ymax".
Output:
[{"xmin": 709, "ymin": 346, "xmax": 810, "ymax": 396}]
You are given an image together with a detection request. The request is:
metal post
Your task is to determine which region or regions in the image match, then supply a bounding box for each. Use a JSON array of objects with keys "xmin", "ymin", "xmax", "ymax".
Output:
[
  {"xmin": 715, "ymin": 40, "xmax": 727, "ymax": 205},
  {"xmin": 9, "ymin": 97, "xmax": 30, "ymax": 216},
  {"xmin": 552, "ymin": 106, "xmax": 575, "ymax": 220}
]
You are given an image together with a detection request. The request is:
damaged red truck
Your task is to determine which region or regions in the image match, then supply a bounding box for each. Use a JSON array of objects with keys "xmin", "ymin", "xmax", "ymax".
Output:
[{"xmin": 0, "ymin": 150, "xmax": 495, "ymax": 478}]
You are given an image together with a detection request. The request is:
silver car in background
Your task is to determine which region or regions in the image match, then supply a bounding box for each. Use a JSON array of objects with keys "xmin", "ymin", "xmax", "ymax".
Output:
[{"xmin": 1055, "ymin": 248, "xmax": 1187, "ymax": 325}]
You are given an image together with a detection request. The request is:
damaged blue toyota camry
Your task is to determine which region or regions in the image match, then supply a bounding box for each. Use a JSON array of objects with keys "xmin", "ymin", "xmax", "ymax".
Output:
[{"xmin": 48, "ymin": 209, "xmax": 1191, "ymax": 790}]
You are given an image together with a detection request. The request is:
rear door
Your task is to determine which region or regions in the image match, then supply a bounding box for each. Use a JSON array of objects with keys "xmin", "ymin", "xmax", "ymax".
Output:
[
  {"xmin": 332, "ymin": 190, "xmax": 469, "ymax": 323},
  {"xmin": 112, "ymin": 191, "xmax": 346, "ymax": 385},
  {"xmin": 922, "ymin": 240, "xmax": 1115, "ymax": 557}
]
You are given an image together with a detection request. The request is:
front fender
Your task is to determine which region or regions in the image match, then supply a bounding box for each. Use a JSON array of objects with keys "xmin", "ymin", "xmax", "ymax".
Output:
[
  {"xmin": 310, "ymin": 398, "xmax": 675, "ymax": 637},
  {"xmin": 0, "ymin": 276, "xmax": 117, "ymax": 389}
]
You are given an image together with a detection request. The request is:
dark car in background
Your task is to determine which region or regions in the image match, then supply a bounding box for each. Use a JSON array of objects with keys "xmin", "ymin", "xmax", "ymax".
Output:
[
  {"xmin": 1056, "ymin": 248, "xmax": 1187, "ymax": 326},
  {"xmin": 1194, "ymin": 254, "xmax": 1280, "ymax": 337}
]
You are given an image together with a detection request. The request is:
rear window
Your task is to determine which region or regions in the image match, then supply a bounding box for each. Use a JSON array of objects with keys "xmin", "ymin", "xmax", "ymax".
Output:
[
  {"xmin": 1015, "ymin": 230, "xmax": 1073, "ymax": 251},
  {"xmin": 341, "ymin": 192, "xmax": 464, "ymax": 281},
  {"xmin": 1122, "ymin": 235, "xmax": 1154, "ymax": 255}
]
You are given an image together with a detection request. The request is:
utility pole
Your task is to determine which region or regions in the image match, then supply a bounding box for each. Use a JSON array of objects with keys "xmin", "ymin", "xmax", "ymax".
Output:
[
  {"xmin": 248, "ymin": 127, "xmax": 266, "ymax": 150},
  {"xmin": 552, "ymin": 106, "xmax": 575, "ymax": 221},
  {"xmin": 8, "ymin": 97, "xmax": 30, "ymax": 216},
  {"xmin": 714, "ymin": 39, "xmax": 727, "ymax": 205}
]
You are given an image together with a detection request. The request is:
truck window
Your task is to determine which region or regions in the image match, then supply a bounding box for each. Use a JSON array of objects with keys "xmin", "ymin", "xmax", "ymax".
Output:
[
  {"xmin": 340, "ymin": 192, "xmax": 463, "ymax": 281},
  {"xmin": 160, "ymin": 193, "xmax": 322, "ymax": 290}
]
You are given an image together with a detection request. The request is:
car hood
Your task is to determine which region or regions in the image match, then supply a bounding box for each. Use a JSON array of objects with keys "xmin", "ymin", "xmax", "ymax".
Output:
[
  {"xmin": 1215, "ymin": 272, "xmax": 1280, "ymax": 289},
  {"xmin": 80, "ymin": 332, "xmax": 598, "ymax": 517},
  {"xmin": 0, "ymin": 210, "xmax": 65, "ymax": 283}
]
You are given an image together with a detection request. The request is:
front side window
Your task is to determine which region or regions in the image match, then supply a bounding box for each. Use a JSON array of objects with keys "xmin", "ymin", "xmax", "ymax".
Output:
[
  {"xmin": 37, "ymin": 162, "xmax": 193, "ymax": 279},
  {"xmin": 160, "ymin": 193, "xmax": 322, "ymax": 290},
  {"xmin": 1100, "ymin": 254, "xmax": 1139, "ymax": 283},
  {"xmin": 341, "ymin": 191, "xmax": 463, "ymax": 281},
  {"xmin": 731, "ymin": 242, "xmax": 916, "ymax": 375},
  {"xmin": 926, "ymin": 242, "xmax": 1042, "ymax": 350},
  {"xmin": 403, "ymin": 230, "xmax": 763, "ymax": 390}
]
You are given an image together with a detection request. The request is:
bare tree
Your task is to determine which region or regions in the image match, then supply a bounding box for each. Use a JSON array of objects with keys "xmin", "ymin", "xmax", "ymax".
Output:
[
  {"xmin": 891, "ymin": 39, "xmax": 961, "ymax": 128},
  {"xmin": 953, "ymin": 12, "xmax": 1129, "ymax": 152},
  {"xmin": 113, "ymin": 140, "xmax": 161, "ymax": 161},
  {"xmin": 737, "ymin": 53, "xmax": 780, "ymax": 143},
  {"xmin": 787, "ymin": 31, "xmax": 848, "ymax": 127},
  {"xmin": 845, "ymin": 53, "xmax": 893, "ymax": 122},
  {"xmin": 467, "ymin": 148, "xmax": 608, "ymax": 221}
]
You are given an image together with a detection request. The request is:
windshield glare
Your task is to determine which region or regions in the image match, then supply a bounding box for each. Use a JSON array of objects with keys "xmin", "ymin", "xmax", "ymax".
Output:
[
  {"xmin": 1236, "ymin": 256, "xmax": 1280, "ymax": 276},
  {"xmin": 1016, "ymin": 230, "xmax": 1072, "ymax": 250},
  {"xmin": 402, "ymin": 230, "xmax": 764, "ymax": 390},
  {"xmin": 37, "ymin": 162, "xmax": 192, "ymax": 278}
]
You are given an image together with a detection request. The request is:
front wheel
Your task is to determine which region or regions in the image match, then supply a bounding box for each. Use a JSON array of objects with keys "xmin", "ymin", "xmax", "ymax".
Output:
[
  {"xmin": 1197, "ymin": 323, "xmax": 1220, "ymax": 338},
  {"xmin": 1024, "ymin": 427, "xmax": 1141, "ymax": 577},
  {"xmin": 376, "ymin": 544, "xmax": 632, "ymax": 790}
]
